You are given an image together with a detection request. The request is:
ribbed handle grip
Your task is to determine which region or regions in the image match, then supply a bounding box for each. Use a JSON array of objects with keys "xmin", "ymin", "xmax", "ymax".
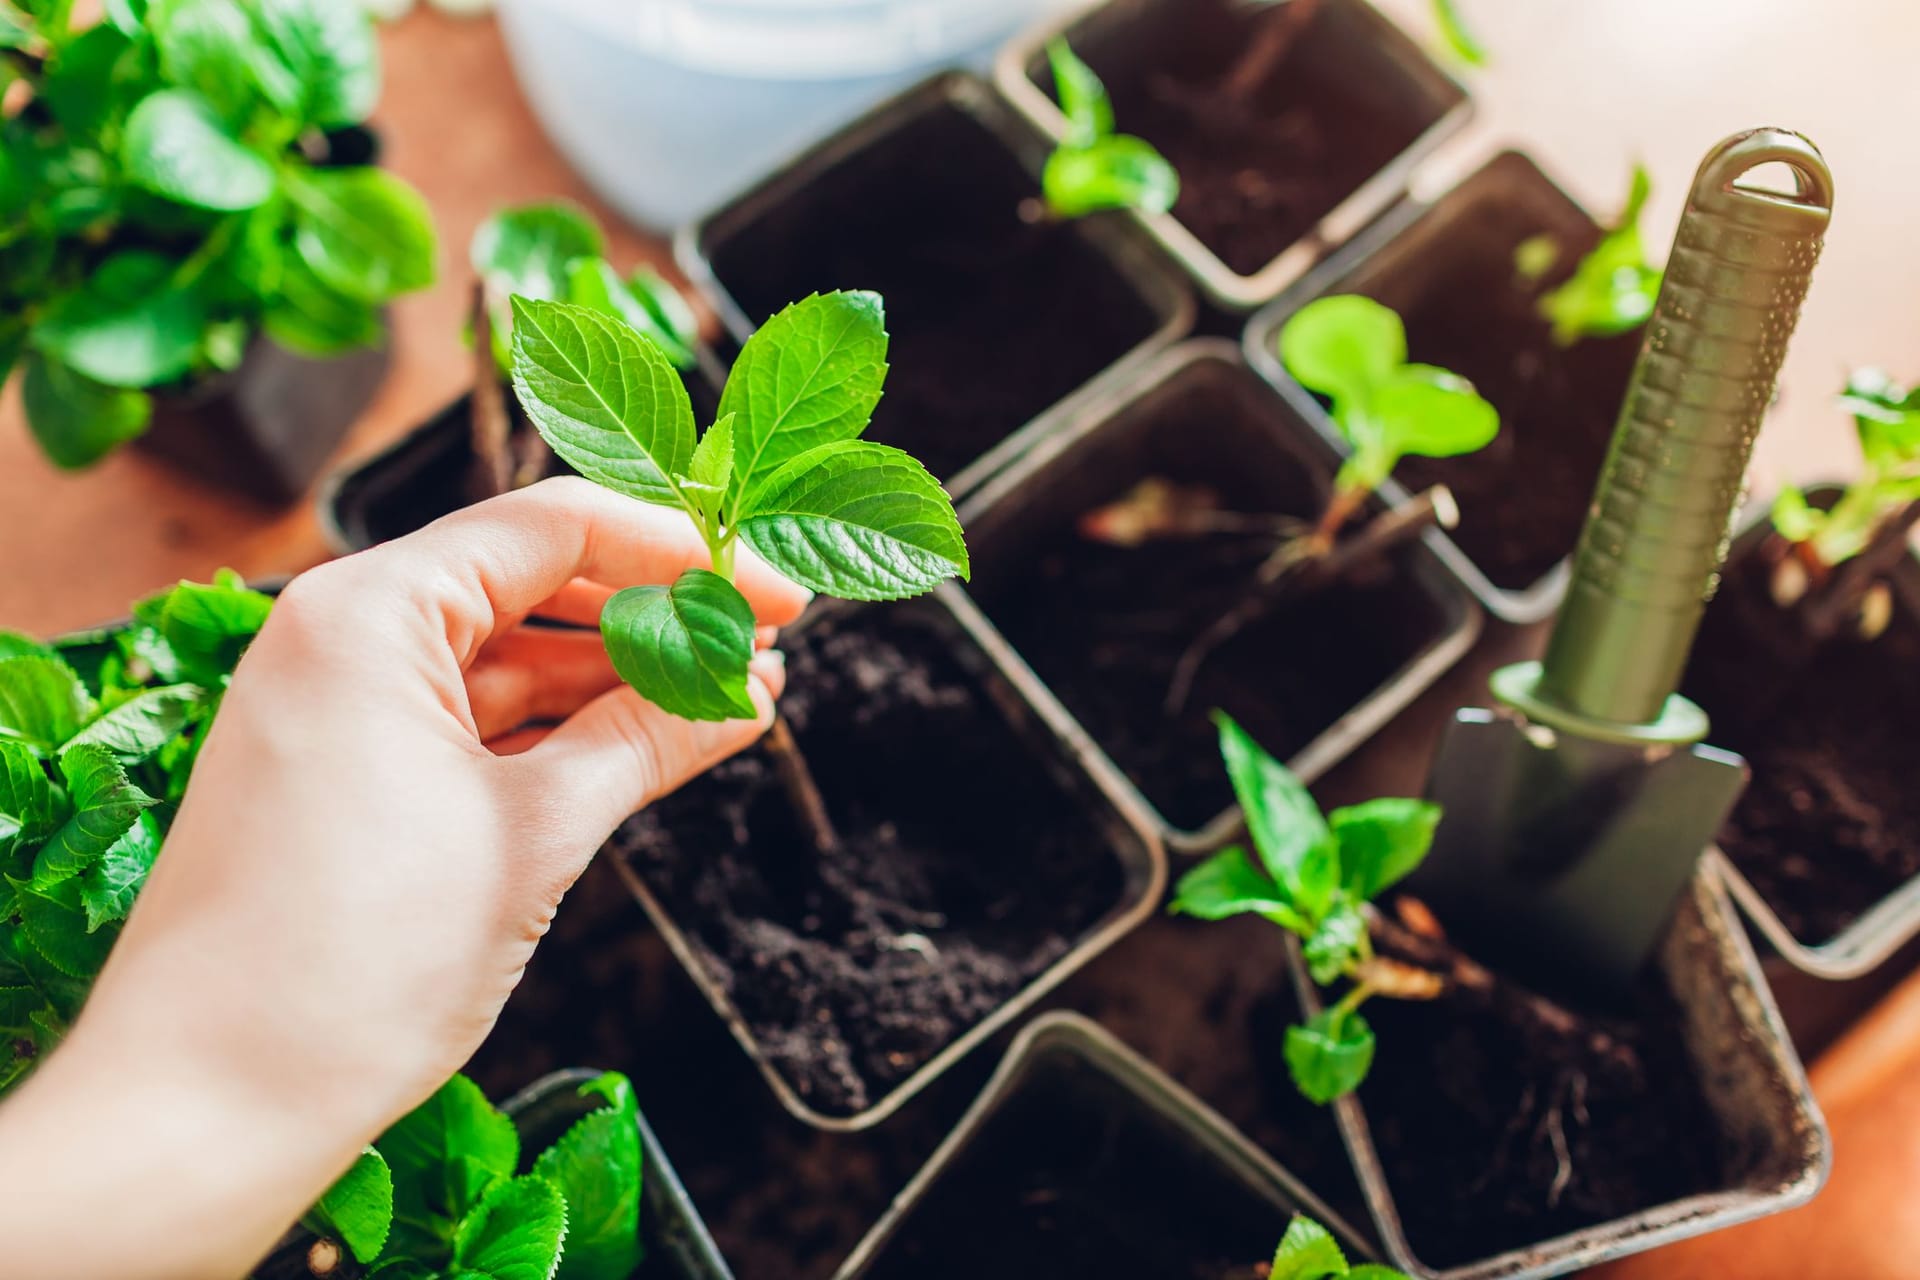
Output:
[{"xmin": 1536, "ymin": 129, "xmax": 1833, "ymax": 730}]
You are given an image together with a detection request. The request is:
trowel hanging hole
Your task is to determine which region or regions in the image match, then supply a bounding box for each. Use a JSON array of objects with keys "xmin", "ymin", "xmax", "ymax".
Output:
[
  {"xmin": 1732, "ymin": 160, "xmax": 1806, "ymax": 200},
  {"xmin": 1696, "ymin": 128, "xmax": 1834, "ymax": 216}
]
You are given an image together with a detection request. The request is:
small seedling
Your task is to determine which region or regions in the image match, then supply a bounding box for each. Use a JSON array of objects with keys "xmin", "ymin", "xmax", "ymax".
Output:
[
  {"xmin": 1769, "ymin": 369, "xmax": 1920, "ymax": 638},
  {"xmin": 1039, "ymin": 39, "xmax": 1179, "ymax": 221},
  {"xmin": 1515, "ymin": 165, "xmax": 1662, "ymax": 347},
  {"xmin": 509, "ymin": 290, "xmax": 969, "ymax": 725},
  {"xmin": 304, "ymin": 1071, "xmax": 642, "ymax": 1280},
  {"xmin": 1428, "ymin": 0, "xmax": 1487, "ymax": 67},
  {"xmin": 0, "ymin": 573, "xmax": 273, "ymax": 1096},
  {"xmin": 1269, "ymin": 1214, "xmax": 1409, "ymax": 1280},
  {"xmin": 1279, "ymin": 295, "xmax": 1498, "ymax": 550},
  {"xmin": 0, "ymin": 0, "xmax": 436, "ymax": 470}
]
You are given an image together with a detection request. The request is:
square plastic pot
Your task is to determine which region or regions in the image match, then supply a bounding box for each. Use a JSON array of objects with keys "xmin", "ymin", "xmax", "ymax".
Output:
[
  {"xmin": 1246, "ymin": 151, "xmax": 1642, "ymax": 625},
  {"xmin": 996, "ymin": 0, "xmax": 1470, "ymax": 311},
  {"xmin": 1290, "ymin": 872, "xmax": 1829, "ymax": 1280},
  {"xmin": 833, "ymin": 1011, "xmax": 1377, "ymax": 1279},
  {"xmin": 677, "ymin": 71, "xmax": 1194, "ymax": 501},
  {"xmin": 959, "ymin": 339, "xmax": 1481, "ymax": 854}
]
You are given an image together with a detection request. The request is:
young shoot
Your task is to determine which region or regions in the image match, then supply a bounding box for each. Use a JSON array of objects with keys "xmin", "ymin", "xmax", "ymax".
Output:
[
  {"xmin": 509, "ymin": 290, "xmax": 970, "ymax": 724},
  {"xmin": 1269, "ymin": 1214, "xmax": 1410, "ymax": 1280},
  {"xmin": 1279, "ymin": 295, "xmax": 1499, "ymax": 551},
  {"xmin": 1039, "ymin": 39, "xmax": 1180, "ymax": 221},
  {"xmin": 1428, "ymin": 0, "xmax": 1487, "ymax": 67},
  {"xmin": 1169, "ymin": 713, "xmax": 1443, "ymax": 1103},
  {"xmin": 304, "ymin": 1071, "xmax": 642, "ymax": 1280},
  {"xmin": 1516, "ymin": 165, "xmax": 1661, "ymax": 347},
  {"xmin": 1769, "ymin": 369, "xmax": 1920, "ymax": 636}
]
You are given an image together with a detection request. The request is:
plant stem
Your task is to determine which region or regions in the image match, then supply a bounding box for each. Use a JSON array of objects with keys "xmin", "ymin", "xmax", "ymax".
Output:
[
  {"xmin": 1803, "ymin": 497, "xmax": 1920, "ymax": 640},
  {"xmin": 765, "ymin": 716, "xmax": 838, "ymax": 856},
  {"xmin": 1306, "ymin": 482, "xmax": 1367, "ymax": 556},
  {"xmin": 1328, "ymin": 980, "xmax": 1374, "ymax": 1022},
  {"xmin": 172, "ymin": 217, "xmax": 239, "ymax": 290},
  {"xmin": 467, "ymin": 284, "xmax": 514, "ymax": 499}
]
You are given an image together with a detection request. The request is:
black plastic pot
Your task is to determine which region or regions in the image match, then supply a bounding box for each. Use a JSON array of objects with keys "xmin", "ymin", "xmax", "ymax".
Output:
[
  {"xmin": 678, "ymin": 72, "xmax": 1193, "ymax": 500},
  {"xmin": 317, "ymin": 352, "xmax": 725, "ymax": 553},
  {"xmin": 609, "ymin": 591, "xmax": 1166, "ymax": 1132},
  {"xmin": 834, "ymin": 1011, "xmax": 1376, "ymax": 1279},
  {"xmin": 997, "ymin": 0, "xmax": 1471, "ymax": 311},
  {"xmin": 960, "ymin": 339, "xmax": 1480, "ymax": 853},
  {"xmin": 138, "ymin": 333, "xmax": 392, "ymax": 507},
  {"xmin": 1291, "ymin": 872, "xmax": 1828, "ymax": 1280},
  {"xmin": 1248, "ymin": 151, "xmax": 1645, "ymax": 624},
  {"xmin": 254, "ymin": 1068, "xmax": 732, "ymax": 1280},
  {"xmin": 1685, "ymin": 490, "xmax": 1920, "ymax": 983}
]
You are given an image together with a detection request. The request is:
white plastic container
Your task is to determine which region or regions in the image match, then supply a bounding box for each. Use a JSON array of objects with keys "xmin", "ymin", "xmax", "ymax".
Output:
[{"xmin": 497, "ymin": 0, "xmax": 1075, "ymax": 231}]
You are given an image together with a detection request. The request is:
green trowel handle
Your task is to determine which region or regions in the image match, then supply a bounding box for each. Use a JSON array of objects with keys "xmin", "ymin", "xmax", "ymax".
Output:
[{"xmin": 1531, "ymin": 129, "xmax": 1833, "ymax": 740}]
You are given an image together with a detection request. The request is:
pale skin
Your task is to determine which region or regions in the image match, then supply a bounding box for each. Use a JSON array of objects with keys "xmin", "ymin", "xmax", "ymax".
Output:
[{"xmin": 0, "ymin": 478, "xmax": 810, "ymax": 1280}]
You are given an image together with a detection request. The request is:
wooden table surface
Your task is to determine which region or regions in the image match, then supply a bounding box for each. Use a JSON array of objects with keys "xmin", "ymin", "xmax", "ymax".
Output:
[{"xmin": 3, "ymin": 1, "xmax": 1917, "ymax": 634}]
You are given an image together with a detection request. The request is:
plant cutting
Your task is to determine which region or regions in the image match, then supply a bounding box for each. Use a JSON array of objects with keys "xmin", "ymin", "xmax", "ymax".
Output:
[
  {"xmin": 1515, "ymin": 165, "xmax": 1662, "ymax": 347},
  {"xmin": 1269, "ymin": 1216, "xmax": 1407, "ymax": 1280},
  {"xmin": 0, "ymin": 572, "xmax": 272, "ymax": 1095},
  {"xmin": 1037, "ymin": 39, "xmax": 1178, "ymax": 221},
  {"xmin": 0, "ymin": 0, "xmax": 435, "ymax": 484}
]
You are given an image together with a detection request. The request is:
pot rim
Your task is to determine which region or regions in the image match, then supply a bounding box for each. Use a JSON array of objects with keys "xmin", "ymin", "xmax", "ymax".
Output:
[{"xmin": 992, "ymin": 0, "xmax": 1474, "ymax": 313}]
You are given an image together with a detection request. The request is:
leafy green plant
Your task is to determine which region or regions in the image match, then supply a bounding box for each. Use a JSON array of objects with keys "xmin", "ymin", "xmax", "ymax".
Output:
[
  {"xmin": 509, "ymin": 289, "xmax": 970, "ymax": 723},
  {"xmin": 1270, "ymin": 1214, "xmax": 1408, "ymax": 1280},
  {"xmin": 1774, "ymin": 370, "xmax": 1920, "ymax": 570},
  {"xmin": 0, "ymin": 572, "xmax": 272, "ymax": 1095},
  {"xmin": 1169, "ymin": 713, "xmax": 1443, "ymax": 1103},
  {"xmin": 304, "ymin": 1071, "xmax": 642, "ymax": 1280},
  {"xmin": 1516, "ymin": 165, "xmax": 1661, "ymax": 347},
  {"xmin": 1278, "ymin": 295, "xmax": 1499, "ymax": 549},
  {"xmin": 0, "ymin": 0, "xmax": 436, "ymax": 469},
  {"xmin": 1040, "ymin": 39, "xmax": 1179, "ymax": 221}
]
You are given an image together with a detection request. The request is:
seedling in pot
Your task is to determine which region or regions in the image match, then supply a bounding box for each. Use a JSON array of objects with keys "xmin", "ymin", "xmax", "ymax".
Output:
[
  {"xmin": 1768, "ymin": 369, "xmax": 1920, "ymax": 639},
  {"xmin": 1269, "ymin": 1215, "xmax": 1408, "ymax": 1280},
  {"xmin": 508, "ymin": 289, "xmax": 969, "ymax": 850},
  {"xmin": 300, "ymin": 1071, "xmax": 641, "ymax": 1280},
  {"xmin": 0, "ymin": 0, "xmax": 436, "ymax": 469},
  {"xmin": 466, "ymin": 201, "xmax": 701, "ymax": 497},
  {"xmin": 1170, "ymin": 714, "xmax": 1633, "ymax": 1105},
  {"xmin": 1514, "ymin": 165, "xmax": 1662, "ymax": 347},
  {"xmin": 1037, "ymin": 40, "xmax": 1179, "ymax": 222}
]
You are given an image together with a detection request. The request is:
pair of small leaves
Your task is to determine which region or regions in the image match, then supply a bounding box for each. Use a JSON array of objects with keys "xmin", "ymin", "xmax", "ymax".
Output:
[
  {"xmin": 511, "ymin": 290, "xmax": 969, "ymax": 722},
  {"xmin": 1270, "ymin": 1214, "xmax": 1408, "ymax": 1280},
  {"xmin": 1041, "ymin": 39, "xmax": 1179, "ymax": 220},
  {"xmin": 1520, "ymin": 165, "xmax": 1661, "ymax": 347},
  {"xmin": 1770, "ymin": 369, "xmax": 1920, "ymax": 569},
  {"xmin": 1279, "ymin": 295, "xmax": 1500, "ymax": 496}
]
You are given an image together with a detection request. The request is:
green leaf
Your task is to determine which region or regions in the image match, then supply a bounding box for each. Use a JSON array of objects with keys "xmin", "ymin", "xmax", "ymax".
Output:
[
  {"xmin": 1302, "ymin": 899, "xmax": 1366, "ymax": 986},
  {"xmin": 306, "ymin": 1147, "xmax": 395, "ymax": 1265},
  {"xmin": 11, "ymin": 873, "xmax": 117, "ymax": 979},
  {"xmin": 451, "ymin": 1176, "xmax": 569, "ymax": 1280},
  {"xmin": 1331, "ymin": 798, "xmax": 1441, "ymax": 901},
  {"xmin": 378, "ymin": 1074, "xmax": 521, "ymax": 1240},
  {"xmin": 720, "ymin": 290, "xmax": 888, "ymax": 508},
  {"xmin": 42, "ymin": 22, "xmax": 136, "ymax": 138},
  {"xmin": 1538, "ymin": 165, "xmax": 1660, "ymax": 346},
  {"xmin": 1270, "ymin": 1214, "xmax": 1349, "ymax": 1280},
  {"xmin": 1365, "ymin": 365, "xmax": 1499, "ymax": 459},
  {"xmin": 264, "ymin": 252, "xmax": 385, "ymax": 357},
  {"xmin": 0, "ymin": 986, "xmax": 45, "ymax": 1037},
  {"xmin": 564, "ymin": 256, "xmax": 696, "ymax": 372},
  {"xmin": 0, "ymin": 633, "xmax": 52, "ymax": 661},
  {"xmin": 599, "ymin": 569, "xmax": 758, "ymax": 724},
  {"xmin": 735, "ymin": 440, "xmax": 969, "ymax": 601},
  {"xmin": 74, "ymin": 809, "xmax": 161, "ymax": 931},
  {"xmin": 1279, "ymin": 295, "xmax": 1406, "ymax": 420},
  {"xmin": 509, "ymin": 296, "xmax": 695, "ymax": 509},
  {"xmin": 1167, "ymin": 846, "xmax": 1310, "ymax": 933},
  {"xmin": 683, "ymin": 413, "xmax": 733, "ymax": 522},
  {"xmin": 122, "ymin": 89, "xmax": 276, "ymax": 211},
  {"xmin": 135, "ymin": 576, "xmax": 271, "ymax": 686},
  {"xmin": 1046, "ymin": 38, "xmax": 1112, "ymax": 147},
  {"xmin": 533, "ymin": 1074, "xmax": 642, "ymax": 1280},
  {"xmin": 1430, "ymin": 0, "xmax": 1487, "ymax": 67},
  {"xmin": 1215, "ymin": 713, "xmax": 1337, "ymax": 919},
  {"xmin": 0, "ymin": 740, "xmax": 60, "ymax": 856},
  {"xmin": 1285, "ymin": 1006, "xmax": 1376, "ymax": 1104},
  {"xmin": 251, "ymin": 0, "xmax": 381, "ymax": 128},
  {"xmin": 104, "ymin": 0, "xmax": 149, "ymax": 36},
  {"xmin": 155, "ymin": 0, "xmax": 265, "ymax": 125},
  {"xmin": 21, "ymin": 353, "xmax": 154, "ymax": 467},
  {"xmin": 65, "ymin": 684, "xmax": 202, "ymax": 762},
  {"xmin": 0, "ymin": 656, "xmax": 97, "ymax": 754},
  {"xmin": 473, "ymin": 202, "xmax": 604, "ymax": 303},
  {"xmin": 288, "ymin": 167, "xmax": 437, "ymax": 304},
  {"xmin": 1042, "ymin": 135, "xmax": 1180, "ymax": 220},
  {"xmin": 34, "ymin": 745, "xmax": 155, "ymax": 885},
  {"xmin": 1771, "ymin": 485, "xmax": 1822, "ymax": 544},
  {"xmin": 31, "ymin": 251, "xmax": 209, "ymax": 388},
  {"xmin": 623, "ymin": 266, "xmax": 701, "ymax": 369}
]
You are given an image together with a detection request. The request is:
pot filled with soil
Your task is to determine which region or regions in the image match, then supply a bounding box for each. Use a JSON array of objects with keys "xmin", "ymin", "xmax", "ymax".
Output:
[
  {"xmin": 996, "ymin": 0, "xmax": 1470, "ymax": 311},
  {"xmin": 1683, "ymin": 489, "xmax": 1920, "ymax": 984},
  {"xmin": 834, "ymin": 1011, "xmax": 1376, "ymax": 1280},
  {"xmin": 1293, "ymin": 871, "xmax": 1828, "ymax": 1279},
  {"xmin": 1247, "ymin": 151, "xmax": 1646, "ymax": 623},
  {"xmin": 959, "ymin": 339, "xmax": 1481, "ymax": 852},
  {"xmin": 678, "ymin": 72, "xmax": 1194, "ymax": 499},
  {"xmin": 608, "ymin": 591, "xmax": 1167, "ymax": 1131}
]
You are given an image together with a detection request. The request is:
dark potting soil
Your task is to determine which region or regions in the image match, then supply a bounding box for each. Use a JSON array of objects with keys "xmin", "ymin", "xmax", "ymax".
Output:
[
  {"xmin": 1366, "ymin": 199, "xmax": 1642, "ymax": 594},
  {"xmin": 1681, "ymin": 543, "xmax": 1920, "ymax": 945},
  {"xmin": 704, "ymin": 99, "xmax": 1163, "ymax": 485},
  {"xmin": 611, "ymin": 607, "xmax": 1128, "ymax": 1120},
  {"xmin": 855, "ymin": 1048, "xmax": 1286, "ymax": 1280},
  {"xmin": 1066, "ymin": 0, "xmax": 1439, "ymax": 277},
  {"xmin": 1357, "ymin": 934, "xmax": 1724, "ymax": 1267},
  {"xmin": 970, "ymin": 374, "xmax": 1451, "ymax": 833}
]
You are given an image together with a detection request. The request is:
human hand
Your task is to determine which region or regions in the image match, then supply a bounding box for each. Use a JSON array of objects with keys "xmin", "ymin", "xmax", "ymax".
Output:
[{"xmin": 0, "ymin": 477, "xmax": 808, "ymax": 1280}]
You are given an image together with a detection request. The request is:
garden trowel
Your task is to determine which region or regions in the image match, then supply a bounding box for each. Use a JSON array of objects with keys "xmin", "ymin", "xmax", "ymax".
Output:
[{"xmin": 1408, "ymin": 128, "xmax": 1834, "ymax": 1009}]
